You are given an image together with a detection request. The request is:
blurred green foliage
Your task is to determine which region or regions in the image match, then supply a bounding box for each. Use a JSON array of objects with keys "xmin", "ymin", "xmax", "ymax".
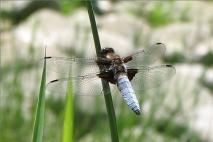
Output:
[
  {"xmin": 130, "ymin": 2, "xmax": 190, "ymax": 27},
  {"xmin": 201, "ymin": 52, "xmax": 213, "ymax": 67},
  {"xmin": 60, "ymin": 0, "xmax": 84, "ymax": 15},
  {"xmin": 146, "ymin": 3, "xmax": 174, "ymax": 27},
  {"xmin": 164, "ymin": 52, "xmax": 213, "ymax": 66},
  {"xmin": 1, "ymin": 76, "xmax": 34, "ymax": 142}
]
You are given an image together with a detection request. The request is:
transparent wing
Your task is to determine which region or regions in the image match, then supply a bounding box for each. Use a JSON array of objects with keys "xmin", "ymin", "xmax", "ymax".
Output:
[
  {"xmin": 46, "ymin": 73, "xmax": 105, "ymax": 96},
  {"xmin": 45, "ymin": 56, "xmax": 116, "ymax": 96},
  {"xmin": 125, "ymin": 43, "xmax": 166, "ymax": 67},
  {"xmin": 129, "ymin": 64, "xmax": 176, "ymax": 91},
  {"xmin": 45, "ymin": 56, "xmax": 101, "ymax": 76}
]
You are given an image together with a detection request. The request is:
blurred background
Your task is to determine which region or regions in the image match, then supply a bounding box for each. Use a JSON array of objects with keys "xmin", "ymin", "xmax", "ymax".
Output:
[{"xmin": 1, "ymin": 0, "xmax": 213, "ymax": 142}]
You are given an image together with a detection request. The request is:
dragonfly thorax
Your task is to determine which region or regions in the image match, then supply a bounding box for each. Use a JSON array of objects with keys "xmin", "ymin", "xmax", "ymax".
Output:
[
  {"xmin": 100, "ymin": 47, "xmax": 115, "ymax": 58},
  {"xmin": 111, "ymin": 58, "xmax": 127, "ymax": 80}
]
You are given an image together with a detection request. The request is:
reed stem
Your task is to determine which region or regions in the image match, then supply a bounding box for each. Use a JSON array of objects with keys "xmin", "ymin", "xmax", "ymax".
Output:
[{"xmin": 86, "ymin": 1, "xmax": 119, "ymax": 142}]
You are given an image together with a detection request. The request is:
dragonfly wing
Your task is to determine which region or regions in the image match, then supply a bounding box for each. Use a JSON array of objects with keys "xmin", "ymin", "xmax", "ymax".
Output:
[
  {"xmin": 45, "ymin": 56, "xmax": 101, "ymax": 76},
  {"xmin": 125, "ymin": 43, "xmax": 166, "ymax": 67},
  {"xmin": 128, "ymin": 64, "xmax": 176, "ymax": 91},
  {"xmin": 46, "ymin": 73, "xmax": 106, "ymax": 96}
]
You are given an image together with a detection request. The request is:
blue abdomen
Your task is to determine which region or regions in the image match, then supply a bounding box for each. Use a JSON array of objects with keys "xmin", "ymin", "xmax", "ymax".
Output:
[{"xmin": 117, "ymin": 75, "xmax": 141, "ymax": 115}]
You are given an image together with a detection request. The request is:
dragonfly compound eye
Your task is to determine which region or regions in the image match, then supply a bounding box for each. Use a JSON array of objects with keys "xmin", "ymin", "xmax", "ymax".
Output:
[{"xmin": 100, "ymin": 47, "xmax": 115, "ymax": 57}]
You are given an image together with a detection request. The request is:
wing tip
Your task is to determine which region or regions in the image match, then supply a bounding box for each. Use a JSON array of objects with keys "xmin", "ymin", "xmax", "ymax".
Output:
[
  {"xmin": 44, "ymin": 56, "xmax": 52, "ymax": 59},
  {"xmin": 165, "ymin": 64, "xmax": 176, "ymax": 75},
  {"xmin": 156, "ymin": 42, "xmax": 165, "ymax": 46},
  {"xmin": 154, "ymin": 43, "xmax": 166, "ymax": 52},
  {"xmin": 47, "ymin": 79, "xmax": 59, "ymax": 85},
  {"xmin": 166, "ymin": 64, "xmax": 172, "ymax": 67}
]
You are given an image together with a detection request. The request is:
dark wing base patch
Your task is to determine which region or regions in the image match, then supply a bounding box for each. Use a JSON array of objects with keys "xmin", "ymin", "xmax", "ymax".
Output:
[
  {"xmin": 98, "ymin": 71, "xmax": 116, "ymax": 84},
  {"xmin": 127, "ymin": 69, "xmax": 138, "ymax": 81}
]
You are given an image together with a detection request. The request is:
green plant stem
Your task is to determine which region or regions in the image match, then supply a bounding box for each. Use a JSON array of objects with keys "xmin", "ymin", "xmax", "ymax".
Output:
[
  {"xmin": 86, "ymin": 2, "xmax": 119, "ymax": 142},
  {"xmin": 62, "ymin": 79, "xmax": 74, "ymax": 142},
  {"xmin": 32, "ymin": 48, "xmax": 46, "ymax": 142}
]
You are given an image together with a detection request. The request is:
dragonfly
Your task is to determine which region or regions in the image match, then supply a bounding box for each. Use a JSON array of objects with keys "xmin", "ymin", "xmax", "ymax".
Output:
[{"xmin": 45, "ymin": 43, "xmax": 176, "ymax": 115}]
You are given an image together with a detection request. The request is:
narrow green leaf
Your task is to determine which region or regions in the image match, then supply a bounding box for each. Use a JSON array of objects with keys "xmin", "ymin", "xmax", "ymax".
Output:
[
  {"xmin": 32, "ymin": 49, "xmax": 46, "ymax": 142},
  {"xmin": 86, "ymin": 2, "xmax": 119, "ymax": 142},
  {"xmin": 62, "ymin": 79, "xmax": 74, "ymax": 142}
]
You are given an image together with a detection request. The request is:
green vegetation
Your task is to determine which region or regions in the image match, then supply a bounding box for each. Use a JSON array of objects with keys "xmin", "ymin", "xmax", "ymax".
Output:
[
  {"xmin": 86, "ymin": 1, "xmax": 119, "ymax": 142},
  {"xmin": 32, "ymin": 50, "xmax": 46, "ymax": 142},
  {"xmin": 146, "ymin": 3, "xmax": 174, "ymax": 27},
  {"xmin": 60, "ymin": 0, "xmax": 84, "ymax": 15},
  {"xmin": 62, "ymin": 79, "xmax": 74, "ymax": 142},
  {"xmin": 130, "ymin": 2, "xmax": 190, "ymax": 27}
]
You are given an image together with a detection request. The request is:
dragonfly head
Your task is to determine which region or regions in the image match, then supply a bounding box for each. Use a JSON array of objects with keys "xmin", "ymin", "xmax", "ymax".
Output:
[{"xmin": 100, "ymin": 47, "xmax": 115, "ymax": 57}]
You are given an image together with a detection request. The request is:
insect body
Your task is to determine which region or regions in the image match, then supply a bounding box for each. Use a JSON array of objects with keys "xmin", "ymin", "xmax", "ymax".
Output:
[
  {"xmin": 46, "ymin": 43, "xmax": 176, "ymax": 115},
  {"xmin": 97, "ymin": 47, "xmax": 141, "ymax": 114}
]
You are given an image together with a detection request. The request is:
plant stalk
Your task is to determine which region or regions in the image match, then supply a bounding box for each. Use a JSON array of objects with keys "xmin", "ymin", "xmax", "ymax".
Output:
[
  {"xmin": 32, "ymin": 48, "xmax": 46, "ymax": 142},
  {"xmin": 86, "ymin": 1, "xmax": 119, "ymax": 142}
]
